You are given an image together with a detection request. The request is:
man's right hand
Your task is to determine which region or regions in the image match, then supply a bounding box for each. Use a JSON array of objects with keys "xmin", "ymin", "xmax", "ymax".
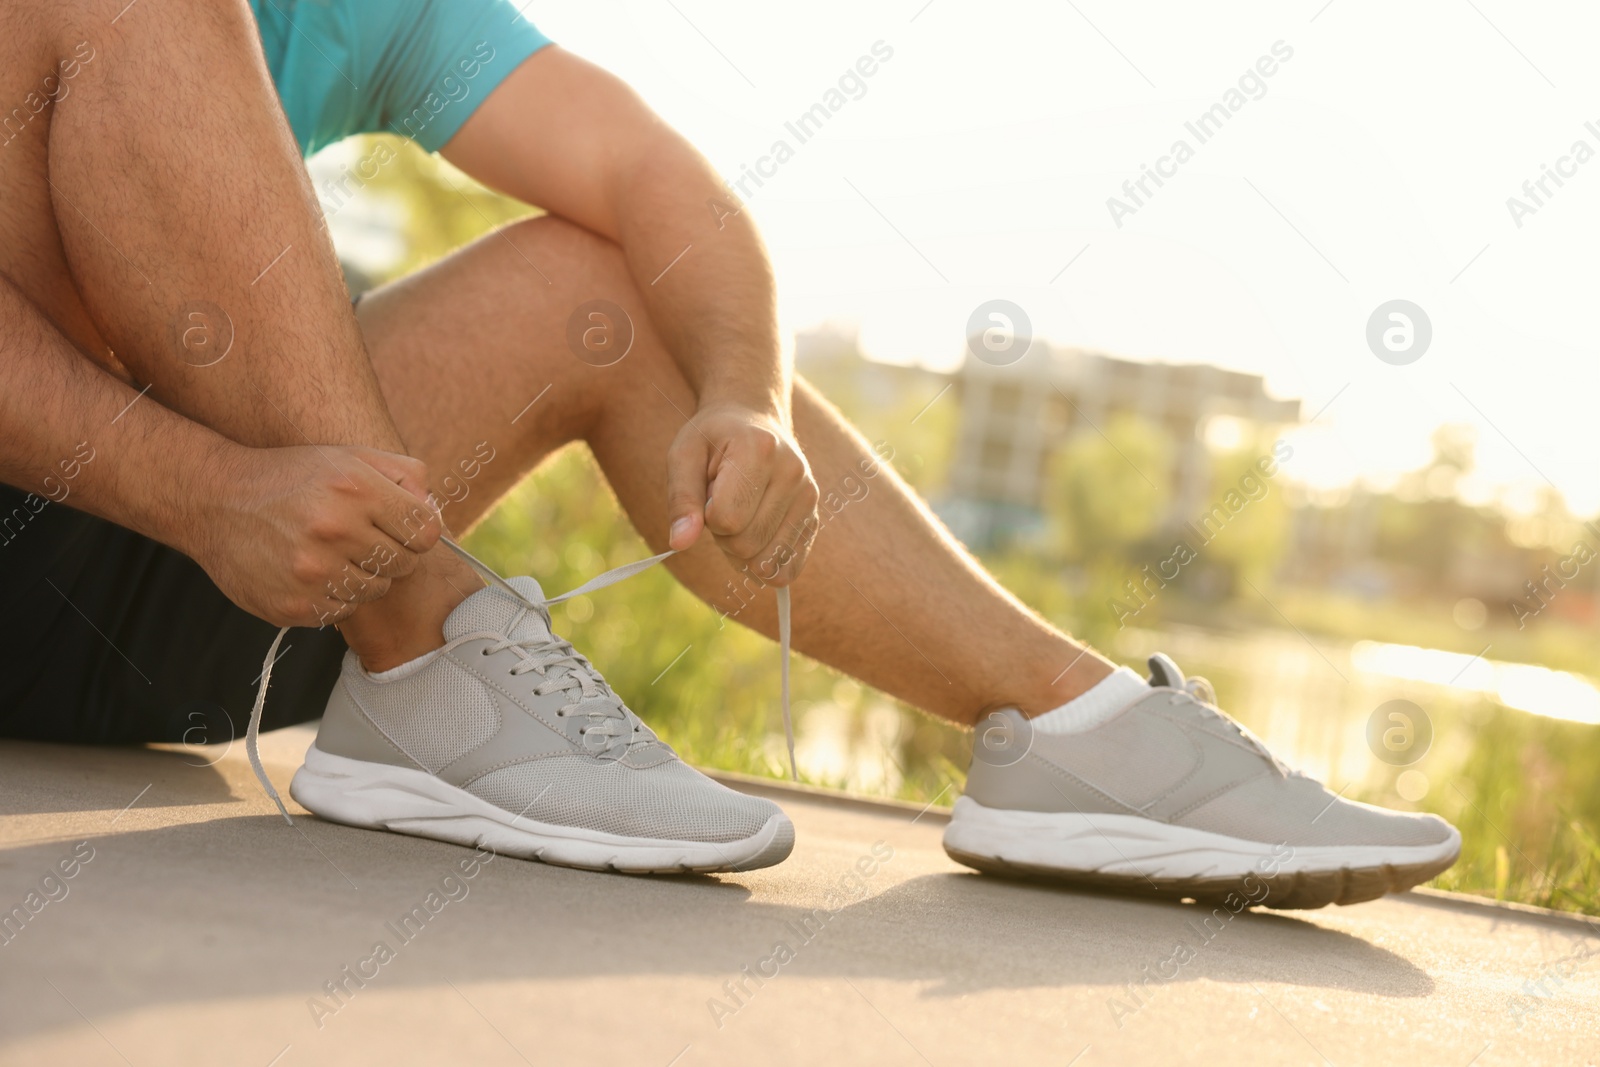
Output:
[{"xmin": 186, "ymin": 444, "xmax": 443, "ymax": 628}]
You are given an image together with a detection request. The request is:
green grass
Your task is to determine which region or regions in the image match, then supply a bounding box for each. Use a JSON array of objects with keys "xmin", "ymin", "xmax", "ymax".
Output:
[{"xmin": 1421, "ymin": 705, "xmax": 1600, "ymax": 915}]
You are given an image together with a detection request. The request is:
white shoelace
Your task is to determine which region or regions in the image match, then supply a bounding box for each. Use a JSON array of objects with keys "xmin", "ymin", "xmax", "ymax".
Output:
[{"xmin": 247, "ymin": 538, "xmax": 794, "ymax": 823}]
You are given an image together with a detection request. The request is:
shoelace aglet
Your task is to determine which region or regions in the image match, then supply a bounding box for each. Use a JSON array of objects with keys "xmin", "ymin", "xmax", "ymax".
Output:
[{"xmin": 248, "ymin": 626, "xmax": 295, "ymax": 825}]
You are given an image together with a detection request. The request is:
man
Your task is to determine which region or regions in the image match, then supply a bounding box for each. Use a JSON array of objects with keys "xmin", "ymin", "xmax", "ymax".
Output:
[{"xmin": 0, "ymin": 0, "xmax": 1458, "ymax": 906}]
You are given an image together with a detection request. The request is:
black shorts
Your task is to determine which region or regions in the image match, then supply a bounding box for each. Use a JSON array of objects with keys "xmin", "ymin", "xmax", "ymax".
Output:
[{"xmin": 0, "ymin": 484, "xmax": 346, "ymax": 744}]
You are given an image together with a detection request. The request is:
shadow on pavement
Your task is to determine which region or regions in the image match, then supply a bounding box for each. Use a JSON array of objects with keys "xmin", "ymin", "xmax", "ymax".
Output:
[
  {"xmin": 0, "ymin": 797, "xmax": 1450, "ymax": 1050},
  {"xmin": 0, "ymin": 740, "xmax": 237, "ymax": 815}
]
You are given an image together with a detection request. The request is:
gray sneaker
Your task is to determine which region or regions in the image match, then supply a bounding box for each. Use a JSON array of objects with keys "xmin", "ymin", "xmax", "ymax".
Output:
[
  {"xmin": 943, "ymin": 654, "xmax": 1460, "ymax": 909},
  {"xmin": 289, "ymin": 576, "xmax": 794, "ymax": 874}
]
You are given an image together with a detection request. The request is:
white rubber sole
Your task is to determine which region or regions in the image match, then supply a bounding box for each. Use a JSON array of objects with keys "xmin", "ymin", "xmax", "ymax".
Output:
[
  {"xmin": 289, "ymin": 744, "xmax": 794, "ymax": 874},
  {"xmin": 942, "ymin": 796, "xmax": 1461, "ymax": 909}
]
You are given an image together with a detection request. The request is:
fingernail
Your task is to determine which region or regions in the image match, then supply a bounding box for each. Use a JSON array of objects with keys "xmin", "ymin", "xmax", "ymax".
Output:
[{"xmin": 670, "ymin": 517, "xmax": 693, "ymax": 542}]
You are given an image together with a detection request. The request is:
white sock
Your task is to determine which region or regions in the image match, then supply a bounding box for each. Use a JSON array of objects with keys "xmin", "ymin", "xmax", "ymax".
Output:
[
  {"xmin": 366, "ymin": 648, "xmax": 443, "ymax": 683},
  {"xmin": 1030, "ymin": 666, "xmax": 1148, "ymax": 734}
]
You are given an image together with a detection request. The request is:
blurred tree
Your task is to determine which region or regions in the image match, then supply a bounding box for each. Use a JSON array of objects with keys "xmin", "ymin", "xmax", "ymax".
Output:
[
  {"xmin": 1426, "ymin": 423, "xmax": 1476, "ymax": 498},
  {"xmin": 1377, "ymin": 424, "xmax": 1491, "ymax": 591},
  {"xmin": 1198, "ymin": 437, "xmax": 1293, "ymax": 589},
  {"xmin": 1045, "ymin": 413, "xmax": 1171, "ymax": 562},
  {"xmin": 1037, "ymin": 414, "xmax": 1172, "ymax": 642}
]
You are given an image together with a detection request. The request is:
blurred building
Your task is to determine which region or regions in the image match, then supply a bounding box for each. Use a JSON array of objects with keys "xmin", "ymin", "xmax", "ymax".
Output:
[
  {"xmin": 793, "ymin": 323, "xmax": 950, "ymax": 417},
  {"xmin": 943, "ymin": 340, "xmax": 1300, "ymax": 547}
]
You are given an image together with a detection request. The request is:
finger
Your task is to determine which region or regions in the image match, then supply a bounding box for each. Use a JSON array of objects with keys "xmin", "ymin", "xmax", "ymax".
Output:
[
  {"xmin": 747, "ymin": 491, "xmax": 820, "ymax": 587},
  {"xmin": 375, "ymin": 491, "xmax": 443, "ymax": 555},
  {"xmin": 713, "ymin": 449, "xmax": 804, "ymax": 559},
  {"xmin": 345, "ymin": 447, "xmax": 443, "ymax": 552},
  {"xmin": 350, "ymin": 446, "xmax": 433, "ymax": 506},
  {"xmin": 666, "ymin": 429, "xmax": 711, "ymax": 551},
  {"xmin": 306, "ymin": 508, "xmax": 422, "ymax": 581},
  {"xmin": 704, "ymin": 435, "xmax": 775, "ymax": 545},
  {"xmin": 338, "ymin": 530, "xmax": 420, "ymax": 580}
]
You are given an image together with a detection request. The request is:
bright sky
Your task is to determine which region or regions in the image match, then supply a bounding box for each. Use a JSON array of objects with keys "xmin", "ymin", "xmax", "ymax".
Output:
[{"xmin": 514, "ymin": 0, "xmax": 1599, "ymax": 515}]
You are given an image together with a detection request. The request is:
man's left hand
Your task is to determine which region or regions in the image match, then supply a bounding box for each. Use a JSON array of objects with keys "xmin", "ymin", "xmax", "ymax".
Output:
[{"xmin": 665, "ymin": 403, "xmax": 819, "ymax": 586}]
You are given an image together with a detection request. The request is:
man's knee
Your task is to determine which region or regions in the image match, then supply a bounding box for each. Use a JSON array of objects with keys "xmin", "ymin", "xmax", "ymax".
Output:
[
  {"xmin": 491, "ymin": 214, "xmax": 676, "ymax": 431},
  {"xmin": 501, "ymin": 215, "xmax": 635, "ymax": 295},
  {"xmin": 503, "ymin": 213, "xmax": 661, "ymax": 364}
]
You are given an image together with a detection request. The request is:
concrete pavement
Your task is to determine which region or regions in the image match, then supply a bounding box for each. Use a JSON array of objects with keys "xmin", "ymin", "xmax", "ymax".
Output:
[{"xmin": 1, "ymin": 726, "xmax": 1596, "ymax": 1066}]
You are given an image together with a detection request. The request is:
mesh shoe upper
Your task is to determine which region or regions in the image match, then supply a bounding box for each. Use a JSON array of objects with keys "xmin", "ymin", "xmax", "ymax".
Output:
[
  {"xmin": 319, "ymin": 576, "xmax": 784, "ymax": 845},
  {"xmin": 963, "ymin": 654, "xmax": 1456, "ymax": 849},
  {"xmin": 1180, "ymin": 773, "xmax": 1451, "ymax": 848},
  {"xmin": 339, "ymin": 654, "xmax": 501, "ymax": 774}
]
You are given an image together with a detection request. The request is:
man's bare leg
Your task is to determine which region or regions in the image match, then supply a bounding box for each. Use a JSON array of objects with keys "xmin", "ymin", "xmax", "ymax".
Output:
[
  {"xmin": 26, "ymin": 0, "xmax": 474, "ymax": 668},
  {"xmin": 2, "ymin": 0, "xmax": 1102, "ymax": 715},
  {"xmin": 358, "ymin": 216, "xmax": 1114, "ymax": 726}
]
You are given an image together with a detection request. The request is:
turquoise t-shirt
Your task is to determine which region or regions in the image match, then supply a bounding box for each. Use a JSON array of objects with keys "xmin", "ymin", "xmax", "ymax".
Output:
[{"xmin": 248, "ymin": 0, "xmax": 554, "ymax": 157}]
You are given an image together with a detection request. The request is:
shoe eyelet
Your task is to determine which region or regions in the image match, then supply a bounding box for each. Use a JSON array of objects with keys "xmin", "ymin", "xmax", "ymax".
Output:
[{"xmin": 480, "ymin": 649, "xmax": 489, "ymax": 657}]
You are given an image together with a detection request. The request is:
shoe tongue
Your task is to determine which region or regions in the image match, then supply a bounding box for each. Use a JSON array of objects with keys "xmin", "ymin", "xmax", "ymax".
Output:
[
  {"xmin": 443, "ymin": 577, "xmax": 552, "ymax": 642},
  {"xmin": 1147, "ymin": 652, "xmax": 1186, "ymax": 690}
]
